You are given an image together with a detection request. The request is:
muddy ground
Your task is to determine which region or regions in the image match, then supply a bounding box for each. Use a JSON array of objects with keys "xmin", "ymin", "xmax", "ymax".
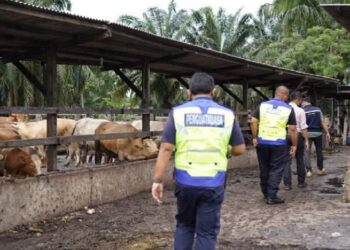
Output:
[{"xmin": 0, "ymin": 147, "xmax": 349, "ymax": 250}]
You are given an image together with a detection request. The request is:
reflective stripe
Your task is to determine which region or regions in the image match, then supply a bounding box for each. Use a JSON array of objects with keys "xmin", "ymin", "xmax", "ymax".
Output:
[
  {"xmin": 175, "ymin": 169, "xmax": 226, "ymax": 187},
  {"xmin": 187, "ymin": 149, "xmax": 221, "ymax": 153}
]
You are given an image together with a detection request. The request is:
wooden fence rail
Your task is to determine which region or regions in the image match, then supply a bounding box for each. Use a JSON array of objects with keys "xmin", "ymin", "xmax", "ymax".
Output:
[
  {"xmin": 0, "ymin": 131, "xmax": 163, "ymax": 148},
  {"xmin": 0, "ymin": 107, "xmax": 170, "ymax": 115},
  {"xmin": 0, "ymin": 106, "xmax": 251, "ymax": 171}
]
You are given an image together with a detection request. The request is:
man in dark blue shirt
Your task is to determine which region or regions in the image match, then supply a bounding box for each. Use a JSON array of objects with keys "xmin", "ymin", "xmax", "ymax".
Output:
[{"xmin": 151, "ymin": 72, "xmax": 245, "ymax": 250}]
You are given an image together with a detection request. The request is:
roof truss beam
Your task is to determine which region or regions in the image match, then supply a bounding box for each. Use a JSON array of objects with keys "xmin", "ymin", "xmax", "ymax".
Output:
[
  {"xmin": 217, "ymin": 84, "xmax": 244, "ymax": 106},
  {"xmin": 175, "ymin": 77, "xmax": 189, "ymax": 89},
  {"xmin": 251, "ymin": 87, "xmax": 269, "ymax": 100},
  {"xmin": 113, "ymin": 68, "xmax": 142, "ymax": 98},
  {"xmin": 12, "ymin": 61, "xmax": 46, "ymax": 94}
]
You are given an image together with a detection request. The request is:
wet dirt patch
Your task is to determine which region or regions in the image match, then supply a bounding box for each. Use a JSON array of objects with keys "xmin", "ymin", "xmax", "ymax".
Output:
[
  {"xmin": 326, "ymin": 177, "xmax": 344, "ymax": 188},
  {"xmin": 96, "ymin": 232, "xmax": 173, "ymax": 250},
  {"xmin": 319, "ymin": 176, "xmax": 344, "ymax": 194}
]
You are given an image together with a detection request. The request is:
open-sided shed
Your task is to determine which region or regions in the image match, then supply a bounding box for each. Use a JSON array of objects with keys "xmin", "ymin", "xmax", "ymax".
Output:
[
  {"xmin": 0, "ymin": 0, "xmax": 341, "ymax": 105},
  {"xmin": 0, "ymin": 0, "xmax": 344, "ymax": 170}
]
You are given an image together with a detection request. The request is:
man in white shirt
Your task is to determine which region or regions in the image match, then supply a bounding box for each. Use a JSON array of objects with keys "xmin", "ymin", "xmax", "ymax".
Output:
[{"xmin": 284, "ymin": 91, "xmax": 309, "ymax": 189}]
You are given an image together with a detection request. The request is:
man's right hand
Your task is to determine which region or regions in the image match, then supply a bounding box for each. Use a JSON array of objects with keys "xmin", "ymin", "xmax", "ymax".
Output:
[
  {"xmin": 152, "ymin": 182, "xmax": 163, "ymax": 205},
  {"xmin": 252, "ymin": 138, "xmax": 258, "ymax": 147},
  {"xmin": 290, "ymin": 146, "xmax": 296, "ymax": 158}
]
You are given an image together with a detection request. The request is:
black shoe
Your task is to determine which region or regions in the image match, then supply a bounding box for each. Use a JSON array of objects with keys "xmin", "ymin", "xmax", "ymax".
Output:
[
  {"xmin": 263, "ymin": 194, "xmax": 268, "ymax": 201},
  {"xmin": 298, "ymin": 183, "xmax": 307, "ymax": 188},
  {"xmin": 266, "ymin": 197, "xmax": 285, "ymax": 205},
  {"xmin": 284, "ymin": 185, "xmax": 292, "ymax": 191}
]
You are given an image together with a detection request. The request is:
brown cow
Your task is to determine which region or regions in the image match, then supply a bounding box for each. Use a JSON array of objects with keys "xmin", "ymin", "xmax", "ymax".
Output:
[
  {"xmin": 0, "ymin": 124, "xmax": 43, "ymax": 177},
  {"xmin": 0, "ymin": 113, "xmax": 28, "ymax": 123},
  {"xmin": 95, "ymin": 122, "xmax": 159, "ymax": 163},
  {"xmin": 0, "ymin": 148, "xmax": 41, "ymax": 177}
]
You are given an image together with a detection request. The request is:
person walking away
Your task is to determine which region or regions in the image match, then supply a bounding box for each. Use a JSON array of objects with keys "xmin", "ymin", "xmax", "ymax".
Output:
[
  {"xmin": 251, "ymin": 86, "xmax": 297, "ymax": 205},
  {"xmin": 151, "ymin": 72, "xmax": 246, "ymax": 250},
  {"xmin": 283, "ymin": 91, "xmax": 309, "ymax": 190},
  {"xmin": 303, "ymin": 98, "xmax": 330, "ymax": 176}
]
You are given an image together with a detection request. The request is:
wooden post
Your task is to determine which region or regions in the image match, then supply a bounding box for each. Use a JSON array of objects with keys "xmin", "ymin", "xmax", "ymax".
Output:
[
  {"xmin": 142, "ymin": 62, "xmax": 150, "ymax": 132},
  {"xmin": 343, "ymin": 113, "xmax": 349, "ymax": 146},
  {"xmin": 243, "ymin": 81, "xmax": 248, "ymax": 110},
  {"xmin": 242, "ymin": 80, "xmax": 249, "ymax": 127},
  {"xmin": 331, "ymin": 98, "xmax": 335, "ymax": 129},
  {"xmin": 271, "ymin": 85, "xmax": 276, "ymax": 98},
  {"xmin": 46, "ymin": 47, "xmax": 57, "ymax": 172}
]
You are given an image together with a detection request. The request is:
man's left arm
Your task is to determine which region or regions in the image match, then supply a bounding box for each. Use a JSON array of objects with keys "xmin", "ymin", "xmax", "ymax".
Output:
[
  {"xmin": 250, "ymin": 106, "xmax": 260, "ymax": 147},
  {"xmin": 300, "ymin": 109, "xmax": 309, "ymax": 150},
  {"xmin": 229, "ymin": 120, "xmax": 246, "ymax": 156},
  {"xmin": 288, "ymin": 109, "xmax": 298, "ymax": 158}
]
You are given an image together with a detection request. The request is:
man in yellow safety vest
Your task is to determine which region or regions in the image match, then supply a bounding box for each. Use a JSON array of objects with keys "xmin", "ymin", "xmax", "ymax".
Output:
[{"xmin": 151, "ymin": 72, "xmax": 246, "ymax": 250}]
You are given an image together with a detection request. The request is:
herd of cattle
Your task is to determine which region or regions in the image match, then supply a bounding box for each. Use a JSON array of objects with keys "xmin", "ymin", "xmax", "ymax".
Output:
[{"xmin": 0, "ymin": 114, "xmax": 165, "ymax": 178}]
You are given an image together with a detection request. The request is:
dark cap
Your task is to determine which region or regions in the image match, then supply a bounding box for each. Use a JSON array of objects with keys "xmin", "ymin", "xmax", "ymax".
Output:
[{"xmin": 189, "ymin": 72, "xmax": 215, "ymax": 95}]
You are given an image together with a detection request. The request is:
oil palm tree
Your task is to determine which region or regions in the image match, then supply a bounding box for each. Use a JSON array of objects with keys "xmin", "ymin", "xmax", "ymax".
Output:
[
  {"xmin": 119, "ymin": 0, "xmax": 190, "ymax": 40},
  {"xmin": 263, "ymin": 0, "xmax": 349, "ymax": 36},
  {"xmin": 18, "ymin": 0, "xmax": 71, "ymax": 10},
  {"xmin": 185, "ymin": 7, "xmax": 254, "ymax": 56},
  {"xmin": 183, "ymin": 7, "xmax": 255, "ymax": 109},
  {"xmin": 118, "ymin": 0, "xmax": 190, "ymax": 108}
]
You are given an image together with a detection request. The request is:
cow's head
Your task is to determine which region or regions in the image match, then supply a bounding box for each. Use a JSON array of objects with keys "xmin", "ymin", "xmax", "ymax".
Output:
[
  {"xmin": 28, "ymin": 146, "xmax": 47, "ymax": 168},
  {"xmin": 142, "ymin": 138, "xmax": 159, "ymax": 158}
]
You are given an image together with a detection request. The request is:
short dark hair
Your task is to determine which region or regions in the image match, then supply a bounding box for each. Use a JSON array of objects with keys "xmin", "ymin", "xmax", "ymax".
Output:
[
  {"xmin": 189, "ymin": 72, "xmax": 214, "ymax": 95},
  {"xmin": 303, "ymin": 97, "xmax": 311, "ymax": 103},
  {"xmin": 290, "ymin": 91, "xmax": 303, "ymax": 101}
]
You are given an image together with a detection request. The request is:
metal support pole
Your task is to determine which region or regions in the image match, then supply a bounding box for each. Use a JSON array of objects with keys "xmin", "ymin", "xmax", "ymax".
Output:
[
  {"xmin": 142, "ymin": 62, "xmax": 150, "ymax": 132},
  {"xmin": 46, "ymin": 47, "xmax": 57, "ymax": 172}
]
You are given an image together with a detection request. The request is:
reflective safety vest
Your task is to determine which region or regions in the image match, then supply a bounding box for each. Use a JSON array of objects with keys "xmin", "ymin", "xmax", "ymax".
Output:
[
  {"xmin": 173, "ymin": 97, "xmax": 234, "ymax": 187},
  {"xmin": 258, "ymin": 98, "xmax": 292, "ymax": 145},
  {"xmin": 304, "ymin": 105, "xmax": 322, "ymax": 132}
]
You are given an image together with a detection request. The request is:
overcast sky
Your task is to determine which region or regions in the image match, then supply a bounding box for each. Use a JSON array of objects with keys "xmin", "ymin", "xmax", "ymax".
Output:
[{"xmin": 70, "ymin": 0, "xmax": 272, "ymax": 22}]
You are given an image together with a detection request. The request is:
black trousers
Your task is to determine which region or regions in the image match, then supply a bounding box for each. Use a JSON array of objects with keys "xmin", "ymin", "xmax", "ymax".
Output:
[
  {"xmin": 304, "ymin": 135, "xmax": 323, "ymax": 171},
  {"xmin": 283, "ymin": 134, "xmax": 306, "ymax": 186},
  {"xmin": 256, "ymin": 144, "xmax": 289, "ymax": 199},
  {"xmin": 174, "ymin": 183, "xmax": 224, "ymax": 250}
]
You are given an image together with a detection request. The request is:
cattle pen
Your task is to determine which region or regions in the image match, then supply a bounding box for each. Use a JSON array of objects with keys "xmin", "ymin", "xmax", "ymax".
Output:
[{"xmin": 0, "ymin": 0, "xmax": 349, "ymax": 240}]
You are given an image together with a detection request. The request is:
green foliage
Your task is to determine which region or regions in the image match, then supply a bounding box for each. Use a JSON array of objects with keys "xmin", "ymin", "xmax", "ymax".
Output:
[
  {"xmin": 18, "ymin": 0, "xmax": 71, "ymax": 10},
  {"xmin": 249, "ymin": 27, "xmax": 350, "ymax": 82},
  {"xmin": 119, "ymin": 0, "xmax": 190, "ymax": 40},
  {"xmin": 261, "ymin": 0, "xmax": 341, "ymax": 36},
  {"xmin": 185, "ymin": 7, "xmax": 254, "ymax": 55}
]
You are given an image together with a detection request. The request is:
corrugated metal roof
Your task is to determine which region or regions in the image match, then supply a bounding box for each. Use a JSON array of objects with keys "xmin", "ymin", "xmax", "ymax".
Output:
[
  {"xmin": 0, "ymin": 0, "xmax": 341, "ymax": 93},
  {"xmin": 5, "ymin": 0, "xmax": 110, "ymax": 24},
  {"xmin": 322, "ymin": 4, "xmax": 350, "ymax": 32}
]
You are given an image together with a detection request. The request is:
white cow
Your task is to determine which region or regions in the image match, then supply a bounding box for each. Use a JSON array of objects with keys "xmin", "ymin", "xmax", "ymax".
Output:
[{"xmin": 65, "ymin": 118, "xmax": 108, "ymax": 167}]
